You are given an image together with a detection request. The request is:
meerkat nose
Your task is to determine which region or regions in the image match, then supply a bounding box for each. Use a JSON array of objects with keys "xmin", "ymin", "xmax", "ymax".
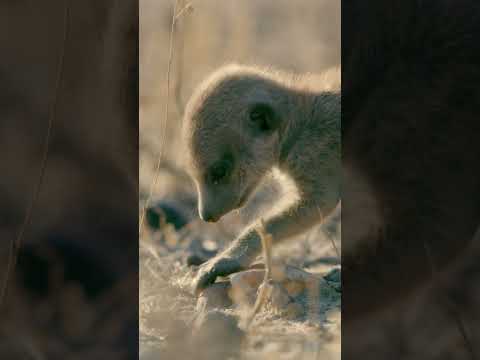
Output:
[
  {"xmin": 199, "ymin": 209, "xmax": 219, "ymax": 223},
  {"xmin": 204, "ymin": 214, "xmax": 219, "ymax": 222}
]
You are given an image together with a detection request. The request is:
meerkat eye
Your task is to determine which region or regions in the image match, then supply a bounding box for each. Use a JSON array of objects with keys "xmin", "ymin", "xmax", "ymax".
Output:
[
  {"xmin": 210, "ymin": 164, "xmax": 227, "ymax": 184},
  {"xmin": 208, "ymin": 157, "xmax": 232, "ymax": 185},
  {"xmin": 248, "ymin": 103, "xmax": 278, "ymax": 133}
]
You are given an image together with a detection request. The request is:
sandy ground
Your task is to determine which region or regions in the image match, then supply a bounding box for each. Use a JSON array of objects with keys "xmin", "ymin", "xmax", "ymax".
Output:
[{"xmin": 139, "ymin": 177, "xmax": 341, "ymax": 359}]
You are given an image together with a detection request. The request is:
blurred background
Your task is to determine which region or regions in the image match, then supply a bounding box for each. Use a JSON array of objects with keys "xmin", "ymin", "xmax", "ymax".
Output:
[
  {"xmin": 140, "ymin": 1, "xmax": 341, "ymax": 359},
  {"xmin": 0, "ymin": 1, "xmax": 138, "ymax": 358}
]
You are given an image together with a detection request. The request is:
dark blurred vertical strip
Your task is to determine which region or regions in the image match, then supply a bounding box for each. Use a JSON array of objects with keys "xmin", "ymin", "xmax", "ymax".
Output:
[
  {"xmin": 342, "ymin": 0, "xmax": 480, "ymax": 358},
  {"xmin": 0, "ymin": 1, "xmax": 139, "ymax": 359}
]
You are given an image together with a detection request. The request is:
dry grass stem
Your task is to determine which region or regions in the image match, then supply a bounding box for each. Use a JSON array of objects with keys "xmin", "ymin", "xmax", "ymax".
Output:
[
  {"xmin": 173, "ymin": 1, "xmax": 191, "ymax": 116},
  {"xmin": 139, "ymin": 0, "xmax": 179, "ymax": 237},
  {"xmin": 244, "ymin": 220, "xmax": 273, "ymax": 329},
  {"xmin": 174, "ymin": 2, "xmax": 193, "ymax": 21},
  {"xmin": 0, "ymin": 0, "xmax": 69, "ymax": 309}
]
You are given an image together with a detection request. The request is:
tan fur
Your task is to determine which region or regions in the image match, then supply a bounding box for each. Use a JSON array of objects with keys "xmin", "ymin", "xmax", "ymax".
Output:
[{"xmin": 182, "ymin": 64, "xmax": 341, "ymax": 293}]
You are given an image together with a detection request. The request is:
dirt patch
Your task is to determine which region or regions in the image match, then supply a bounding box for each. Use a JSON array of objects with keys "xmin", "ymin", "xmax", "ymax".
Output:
[{"xmin": 139, "ymin": 196, "xmax": 341, "ymax": 359}]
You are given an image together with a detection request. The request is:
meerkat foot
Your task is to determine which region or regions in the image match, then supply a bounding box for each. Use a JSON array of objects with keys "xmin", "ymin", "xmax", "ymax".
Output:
[{"xmin": 193, "ymin": 256, "xmax": 244, "ymax": 295}]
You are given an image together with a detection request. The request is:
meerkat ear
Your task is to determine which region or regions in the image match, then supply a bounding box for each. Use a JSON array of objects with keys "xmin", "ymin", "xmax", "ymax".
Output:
[{"xmin": 248, "ymin": 103, "xmax": 280, "ymax": 134}]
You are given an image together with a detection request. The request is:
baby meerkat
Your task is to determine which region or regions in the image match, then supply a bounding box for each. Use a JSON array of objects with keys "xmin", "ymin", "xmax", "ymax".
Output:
[{"xmin": 182, "ymin": 64, "xmax": 340, "ymax": 294}]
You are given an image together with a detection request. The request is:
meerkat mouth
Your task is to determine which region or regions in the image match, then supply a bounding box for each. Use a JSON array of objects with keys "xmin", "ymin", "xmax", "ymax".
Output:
[
  {"xmin": 237, "ymin": 193, "xmax": 249, "ymax": 208},
  {"xmin": 237, "ymin": 184, "xmax": 255, "ymax": 208}
]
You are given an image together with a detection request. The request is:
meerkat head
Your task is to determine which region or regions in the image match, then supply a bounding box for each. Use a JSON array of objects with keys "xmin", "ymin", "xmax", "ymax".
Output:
[{"xmin": 182, "ymin": 65, "xmax": 288, "ymax": 222}]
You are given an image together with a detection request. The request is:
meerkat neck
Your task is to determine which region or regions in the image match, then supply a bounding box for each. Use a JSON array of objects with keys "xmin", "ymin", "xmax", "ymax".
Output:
[{"xmin": 278, "ymin": 90, "xmax": 322, "ymax": 164}]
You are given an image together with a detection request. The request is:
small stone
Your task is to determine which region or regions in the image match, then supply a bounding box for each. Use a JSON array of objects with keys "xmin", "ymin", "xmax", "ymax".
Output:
[
  {"xmin": 283, "ymin": 265, "xmax": 316, "ymax": 282},
  {"xmin": 249, "ymin": 261, "xmax": 287, "ymax": 282},
  {"xmin": 283, "ymin": 280, "xmax": 305, "ymax": 297},
  {"xmin": 324, "ymin": 267, "xmax": 341, "ymax": 283},
  {"xmin": 250, "ymin": 262, "xmax": 316, "ymax": 283},
  {"xmin": 230, "ymin": 269, "xmax": 265, "ymax": 288},
  {"xmin": 229, "ymin": 270, "xmax": 265, "ymax": 305},
  {"xmin": 146, "ymin": 195, "xmax": 194, "ymax": 230},
  {"xmin": 256, "ymin": 280, "xmax": 274, "ymax": 300},
  {"xmin": 267, "ymin": 282, "xmax": 292, "ymax": 310},
  {"xmin": 196, "ymin": 281, "xmax": 232, "ymax": 310},
  {"xmin": 186, "ymin": 253, "xmax": 207, "ymax": 266},
  {"xmin": 323, "ymin": 268, "xmax": 341, "ymax": 293},
  {"xmin": 185, "ymin": 236, "xmax": 218, "ymax": 267},
  {"xmin": 271, "ymin": 263, "xmax": 287, "ymax": 282},
  {"xmin": 284, "ymin": 302, "xmax": 305, "ymax": 320},
  {"xmin": 228, "ymin": 264, "xmax": 334, "ymax": 321}
]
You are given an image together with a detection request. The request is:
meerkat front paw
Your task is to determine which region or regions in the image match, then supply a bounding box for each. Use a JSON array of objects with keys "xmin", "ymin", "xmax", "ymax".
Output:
[{"xmin": 193, "ymin": 256, "xmax": 243, "ymax": 295}]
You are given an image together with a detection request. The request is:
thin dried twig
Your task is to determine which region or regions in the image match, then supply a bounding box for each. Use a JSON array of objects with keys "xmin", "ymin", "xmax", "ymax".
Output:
[
  {"xmin": 173, "ymin": 1, "xmax": 189, "ymax": 117},
  {"xmin": 174, "ymin": 2, "xmax": 193, "ymax": 21},
  {"xmin": 139, "ymin": 0, "xmax": 179, "ymax": 237},
  {"xmin": 0, "ymin": 0, "xmax": 69, "ymax": 309},
  {"xmin": 139, "ymin": 0, "xmax": 193, "ymax": 236},
  {"xmin": 244, "ymin": 220, "xmax": 273, "ymax": 329}
]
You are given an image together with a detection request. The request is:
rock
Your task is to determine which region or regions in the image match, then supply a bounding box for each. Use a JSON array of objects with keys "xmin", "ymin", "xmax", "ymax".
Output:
[
  {"xmin": 323, "ymin": 267, "xmax": 341, "ymax": 292},
  {"xmin": 229, "ymin": 269, "xmax": 265, "ymax": 305},
  {"xmin": 185, "ymin": 239, "xmax": 218, "ymax": 267},
  {"xmin": 249, "ymin": 262, "xmax": 315, "ymax": 283},
  {"xmin": 265, "ymin": 282, "xmax": 292, "ymax": 310},
  {"xmin": 283, "ymin": 280, "xmax": 305, "ymax": 297},
  {"xmin": 146, "ymin": 194, "xmax": 196, "ymax": 230},
  {"xmin": 249, "ymin": 261, "xmax": 287, "ymax": 282},
  {"xmin": 282, "ymin": 265, "xmax": 318, "ymax": 283},
  {"xmin": 186, "ymin": 253, "xmax": 208, "ymax": 266},
  {"xmin": 246, "ymin": 263, "xmax": 321, "ymax": 296},
  {"xmin": 196, "ymin": 281, "xmax": 233, "ymax": 310},
  {"xmin": 226, "ymin": 264, "xmax": 340, "ymax": 322},
  {"xmin": 231, "ymin": 269, "xmax": 265, "ymax": 288},
  {"xmin": 229, "ymin": 264, "xmax": 323, "ymax": 304},
  {"xmin": 284, "ymin": 302, "xmax": 305, "ymax": 320},
  {"xmin": 324, "ymin": 267, "xmax": 341, "ymax": 283},
  {"xmin": 146, "ymin": 201, "xmax": 187, "ymax": 230},
  {"xmin": 271, "ymin": 264, "xmax": 288, "ymax": 282}
]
